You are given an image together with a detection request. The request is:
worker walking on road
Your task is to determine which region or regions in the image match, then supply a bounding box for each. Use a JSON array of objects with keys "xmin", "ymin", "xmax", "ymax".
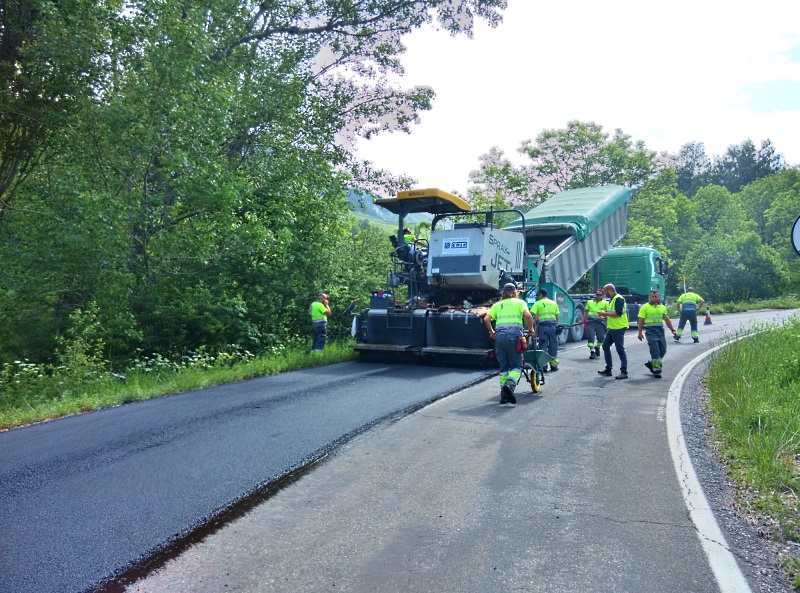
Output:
[
  {"xmin": 309, "ymin": 292, "xmax": 332, "ymax": 353},
  {"xmin": 484, "ymin": 283, "xmax": 535, "ymax": 405},
  {"xmin": 530, "ymin": 287, "xmax": 560, "ymax": 371},
  {"xmin": 675, "ymin": 286, "xmax": 704, "ymax": 343},
  {"xmin": 597, "ymin": 283, "xmax": 629, "ymax": 379},
  {"xmin": 583, "ymin": 289, "xmax": 608, "ymax": 359},
  {"xmin": 637, "ymin": 290, "xmax": 678, "ymax": 379}
]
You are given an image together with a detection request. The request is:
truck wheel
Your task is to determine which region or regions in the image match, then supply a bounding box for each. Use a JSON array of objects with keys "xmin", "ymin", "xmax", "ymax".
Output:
[{"xmin": 568, "ymin": 307, "xmax": 585, "ymax": 342}]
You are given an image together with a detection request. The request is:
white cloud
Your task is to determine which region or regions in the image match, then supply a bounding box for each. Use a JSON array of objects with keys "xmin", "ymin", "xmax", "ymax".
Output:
[{"xmin": 355, "ymin": 0, "xmax": 800, "ymax": 195}]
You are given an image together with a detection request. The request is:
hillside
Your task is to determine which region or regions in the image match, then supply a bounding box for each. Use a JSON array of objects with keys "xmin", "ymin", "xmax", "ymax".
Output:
[{"xmin": 346, "ymin": 189, "xmax": 433, "ymax": 228}]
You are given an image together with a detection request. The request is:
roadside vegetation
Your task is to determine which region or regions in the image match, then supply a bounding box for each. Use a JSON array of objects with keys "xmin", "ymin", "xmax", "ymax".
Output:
[
  {"xmin": 706, "ymin": 315, "xmax": 800, "ymax": 588},
  {"xmin": 0, "ymin": 335, "xmax": 356, "ymax": 431}
]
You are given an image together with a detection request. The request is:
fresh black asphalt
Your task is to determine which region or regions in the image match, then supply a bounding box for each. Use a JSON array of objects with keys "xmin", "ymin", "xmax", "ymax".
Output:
[{"xmin": 0, "ymin": 361, "xmax": 492, "ymax": 593}]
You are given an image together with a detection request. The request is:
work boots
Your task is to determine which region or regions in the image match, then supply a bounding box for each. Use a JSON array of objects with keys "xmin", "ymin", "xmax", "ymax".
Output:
[
  {"xmin": 594, "ymin": 346, "xmax": 601, "ymax": 356},
  {"xmin": 589, "ymin": 351, "xmax": 596, "ymax": 359},
  {"xmin": 500, "ymin": 381, "xmax": 517, "ymax": 405}
]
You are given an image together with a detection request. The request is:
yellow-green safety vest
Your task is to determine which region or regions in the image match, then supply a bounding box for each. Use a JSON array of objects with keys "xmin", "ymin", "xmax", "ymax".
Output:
[
  {"xmin": 310, "ymin": 301, "xmax": 328, "ymax": 322},
  {"xmin": 606, "ymin": 294, "xmax": 628, "ymax": 330},
  {"xmin": 678, "ymin": 292, "xmax": 702, "ymax": 311},
  {"xmin": 638, "ymin": 303, "xmax": 667, "ymax": 327},
  {"xmin": 530, "ymin": 298, "xmax": 559, "ymax": 321},
  {"xmin": 490, "ymin": 298, "xmax": 527, "ymax": 327},
  {"xmin": 585, "ymin": 299, "xmax": 608, "ymax": 318}
]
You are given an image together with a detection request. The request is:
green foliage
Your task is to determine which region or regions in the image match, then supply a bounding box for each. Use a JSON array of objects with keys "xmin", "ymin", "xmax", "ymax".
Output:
[
  {"xmin": 707, "ymin": 317, "xmax": 800, "ymax": 545},
  {"xmin": 517, "ymin": 121, "xmax": 657, "ymax": 202},
  {"xmin": 682, "ymin": 232, "xmax": 788, "ymax": 302},
  {"xmin": 0, "ymin": 340, "xmax": 356, "ymax": 429},
  {"xmin": 621, "ymin": 169, "xmax": 679, "ymax": 258},
  {"xmin": 673, "ymin": 139, "xmax": 785, "ymax": 197},
  {"xmin": 0, "ymin": 0, "xmax": 123, "ymax": 221}
]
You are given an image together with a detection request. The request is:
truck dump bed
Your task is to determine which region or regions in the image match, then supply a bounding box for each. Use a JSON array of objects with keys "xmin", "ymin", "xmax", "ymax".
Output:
[{"xmin": 505, "ymin": 185, "xmax": 633, "ymax": 291}]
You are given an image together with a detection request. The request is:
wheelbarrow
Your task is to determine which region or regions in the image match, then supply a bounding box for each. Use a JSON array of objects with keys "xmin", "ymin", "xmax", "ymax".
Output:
[{"xmin": 521, "ymin": 335, "xmax": 554, "ymax": 393}]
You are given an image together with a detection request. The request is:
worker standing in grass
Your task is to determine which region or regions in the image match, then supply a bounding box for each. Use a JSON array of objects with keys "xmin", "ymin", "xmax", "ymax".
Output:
[
  {"xmin": 597, "ymin": 283, "xmax": 629, "ymax": 379},
  {"xmin": 484, "ymin": 283, "xmax": 535, "ymax": 405},
  {"xmin": 309, "ymin": 292, "xmax": 332, "ymax": 353},
  {"xmin": 675, "ymin": 286, "xmax": 704, "ymax": 343},
  {"xmin": 583, "ymin": 289, "xmax": 608, "ymax": 359},
  {"xmin": 530, "ymin": 287, "xmax": 560, "ymax": 371},
  {"xmin": 637, "ymin": 290, "xmax": 678, "ymax": 379}
]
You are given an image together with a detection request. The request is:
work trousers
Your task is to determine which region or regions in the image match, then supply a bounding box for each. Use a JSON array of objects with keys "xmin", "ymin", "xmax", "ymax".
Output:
[
  {"xmin": 677, "ymin": 309, "xmax": 698, "ymax": 338},
  {"xmin": 586, "ymin": 319, "xmax": 606, "ymax": 348},
  {"xmin": 537, "ymin": 321, "xmax": 559, "ymax": 367},
  {"xmin": 495, "ymin": 332, "xmax": 522, "ymax": 389},
  {"xmin": 602, "ymin": 328, "xmax": 627, "ymax": 373},
  {"xmin": 644, "ymin": 326, "xmax": 667, "ymax": 373},
  {"xmin": 311, "ymin": 320, "xmax": 327, "ymax": 351}
]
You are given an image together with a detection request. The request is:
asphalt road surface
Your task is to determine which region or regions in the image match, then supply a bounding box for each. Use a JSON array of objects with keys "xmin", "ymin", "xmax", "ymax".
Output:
[
  {"xmin": 122, "ymin": 309, "xmax": 796, "ymax": 593},
  {"xmin": 0, "ymin": 362, "xmax": 492, "ymax": 593}
]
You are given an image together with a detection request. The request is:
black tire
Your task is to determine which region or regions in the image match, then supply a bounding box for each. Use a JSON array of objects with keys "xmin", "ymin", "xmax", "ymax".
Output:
[{"xmin": 568, "ymin": 307, "xmax": 585, "ymax": 342}]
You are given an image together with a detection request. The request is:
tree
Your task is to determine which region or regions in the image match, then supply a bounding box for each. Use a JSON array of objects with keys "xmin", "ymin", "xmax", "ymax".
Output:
[
  {"xmin": 467, "ymin": 147, "xmax": 531, "ymax": 204},
  {"xmin": 620, "ymin": 169, "xmax": 680, "ymax": 260},
  {"xmin": 683, "ymin": 233, "xmax": 787, "ymax": 302},
  {"xmin": 704, "ymin": 139, "xmax": 786, "ymax": 194},
  {"xmin": 0, "ymin": 0, "xmax": 511, "ymax": 364},
  {"xmin": 671, "ymin": 142, "xmax": 711, "ymax": 197},
  {"xmin": 0, "ymin": 0, "xmax": 122, "ymax": 224},
  {"xmin": 517, "ymin": 121, "xmax": 657, "ymax": 202}
]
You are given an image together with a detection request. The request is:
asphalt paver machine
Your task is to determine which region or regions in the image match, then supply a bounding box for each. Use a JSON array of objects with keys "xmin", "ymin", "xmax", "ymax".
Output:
[{"xmin": 352, "ymin": 185, "xmax": 636, "ymax": 364}]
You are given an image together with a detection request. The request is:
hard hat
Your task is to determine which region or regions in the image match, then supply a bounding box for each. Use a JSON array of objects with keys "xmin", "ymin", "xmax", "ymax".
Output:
[
  {"xmin": 687, "ymin": 286, "xmax": 694, "ymax": 291},
  {"xmin": 502, "ymin": 282, "xmax": 518, "ymax": 291}
]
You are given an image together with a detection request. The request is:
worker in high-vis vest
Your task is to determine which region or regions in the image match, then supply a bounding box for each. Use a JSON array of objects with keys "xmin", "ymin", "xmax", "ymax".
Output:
[
  {"xmin": 484, "ymin": 283, "xmax": 535, "ymax": 405},
  {"xmin": 529, "ymin": 287, "xmax": 560, "ymax": 371},
  {"xmin": 583, "ymin": 289, "xmax": 609, "ymax": 360},
  {"xmin": 309, "ymin": 292, "xmax": 332, "ymax": 353},
  {"xmin": 637, "ymin": 290, "xmax": 677, "ymax": 379},
  {"xmin": 597, "ymin": 283, "xmax": 629, "ymax": 379},
  {"xmin": 675, "ymin": 286, "xmax": 704, "ymax": 343}
]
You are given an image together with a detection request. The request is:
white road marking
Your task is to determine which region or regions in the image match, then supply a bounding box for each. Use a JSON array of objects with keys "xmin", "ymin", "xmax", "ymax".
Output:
[{"xmin": 667, "ymin": 343, "xmax": 752, "ymax": 593}]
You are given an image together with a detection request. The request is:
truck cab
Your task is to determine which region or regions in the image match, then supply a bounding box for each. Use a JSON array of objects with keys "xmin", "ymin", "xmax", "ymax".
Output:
[{"xmin": 594, "ymin": 246, "xmax": 668, "ymax": 320}]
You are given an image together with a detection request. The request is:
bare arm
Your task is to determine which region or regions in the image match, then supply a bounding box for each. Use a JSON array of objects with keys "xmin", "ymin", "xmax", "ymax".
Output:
[
  {"xmin": 483, "ymin": 313, "xmax": 495, "ymax": 339},
  {"xmin": 523, "ymin": 309, "xmax": 534, "ymax": 334}
]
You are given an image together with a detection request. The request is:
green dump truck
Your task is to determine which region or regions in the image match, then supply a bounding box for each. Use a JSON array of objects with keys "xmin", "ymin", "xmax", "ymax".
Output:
[{"xmin": 506, "ymin": 187, "xmax": 668, "ymax": 344}]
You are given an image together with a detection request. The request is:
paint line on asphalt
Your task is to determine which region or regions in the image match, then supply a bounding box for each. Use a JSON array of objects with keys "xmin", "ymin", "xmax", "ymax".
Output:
[{"xmin": 667, "ymin": 341, "xmax": 752, "ymax": 593}]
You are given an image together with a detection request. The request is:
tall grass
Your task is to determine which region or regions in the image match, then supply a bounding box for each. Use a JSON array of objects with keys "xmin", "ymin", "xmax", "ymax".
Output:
[
  {"xmin": 0, "ymin": 342, "xmax": 356, "ymax": 431},
  {"xmin": 706, "ymin": 315, "xmax": 800, "ymax": 586}
]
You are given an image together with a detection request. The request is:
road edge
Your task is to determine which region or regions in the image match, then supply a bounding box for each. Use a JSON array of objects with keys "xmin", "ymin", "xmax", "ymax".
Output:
[{"xmin": 667, "ymin": 342, "xmax": 753, "ymax": 593}]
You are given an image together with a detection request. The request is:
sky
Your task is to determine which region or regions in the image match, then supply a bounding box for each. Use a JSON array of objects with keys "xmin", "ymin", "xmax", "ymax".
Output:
[{"xmin": 354, "ymin": 0, "xmax": 800, "ymax": 196}]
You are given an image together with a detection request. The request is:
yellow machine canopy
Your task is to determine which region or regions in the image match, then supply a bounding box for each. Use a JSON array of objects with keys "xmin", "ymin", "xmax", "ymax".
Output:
[{"xmin": 374, "ymin": 188, "xmax": 472, "ymax": 216}]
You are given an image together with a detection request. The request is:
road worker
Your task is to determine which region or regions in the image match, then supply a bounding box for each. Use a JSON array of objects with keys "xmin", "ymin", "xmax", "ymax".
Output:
[
  {"xmin": 637, "ymin": 290, "xmax": 677, "ymax": 379},
  {"xmin": 597, "ymin": 283, "xmax": 628, "ymax": 379},
  {"xmin": 675, "ymin": 286, "xmax": 705, "ymax": 343},
  {"xmin": 484, "ymin": 283, "xmax": 535, "ymax": 405},
  {"xmin": 309, "ymin": 292, "xmax": 332, "ymax": 353},
  {"xmin": 583, "ymin": 289, "xmax": 608, "ymax": 359},
  {"xmin": 529, "ymin": 287, "xmax": 559, "ymax": 371}
]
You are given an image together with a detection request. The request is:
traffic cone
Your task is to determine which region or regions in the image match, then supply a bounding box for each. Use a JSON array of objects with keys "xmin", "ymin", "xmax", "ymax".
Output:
[{"xmin": 704, "ymin": 306, "xmax": 712, "ymax": 325}]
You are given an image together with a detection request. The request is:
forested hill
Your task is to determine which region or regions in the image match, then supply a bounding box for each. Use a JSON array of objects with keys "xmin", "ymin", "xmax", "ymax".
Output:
[{"xmin": 346, "ymin": 190, "xmax": 432, "ymax": 226}]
